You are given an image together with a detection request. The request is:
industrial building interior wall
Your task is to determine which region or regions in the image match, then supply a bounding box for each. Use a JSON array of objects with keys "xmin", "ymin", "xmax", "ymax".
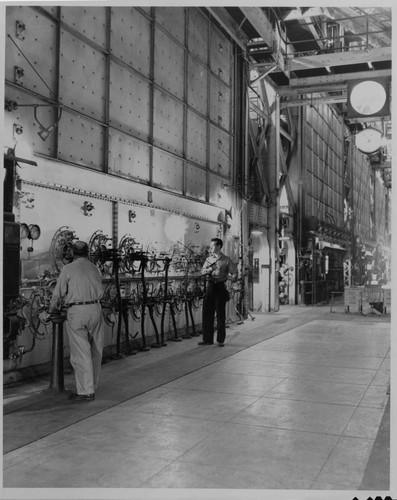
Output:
[
  {"xmin": 350, "ymin": 150, "xmax": 377, "ymax": 248},
  {"xmin": 4, "ymin": 6, "xmax": 236, "ymax": 204},
  {"xmin": 3, "ymin": 5, "xmax": 244, "ymax": 371},
  {"xmin": 303, "ymin": 104, "xmax": 345, "ymax": 229}
]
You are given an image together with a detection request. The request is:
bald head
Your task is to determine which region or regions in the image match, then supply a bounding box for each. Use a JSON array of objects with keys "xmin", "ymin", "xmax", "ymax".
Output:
[{"xmin": 73, "ymin": 241, "xmax": 89, "ymax": 257}]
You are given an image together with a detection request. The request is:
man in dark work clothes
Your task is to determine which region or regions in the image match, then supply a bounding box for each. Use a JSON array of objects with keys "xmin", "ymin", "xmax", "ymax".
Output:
[{"xmin": 199, "ymin": 237, "xmax": 237, "ymax": 347}]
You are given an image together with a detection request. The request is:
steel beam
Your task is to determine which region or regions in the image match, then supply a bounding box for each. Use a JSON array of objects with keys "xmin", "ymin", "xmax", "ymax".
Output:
[
  {"xmin": 285, "ymin": 46, "xmax": 391, "ymax": 72},
  {"xmin": 207, "ymin": 7, "xmax": 249, "ymax": 51},
  {"xmin": 278, "ymin": 83, "xmax": 347, "ymax": 96},
  {"xmin": 239, "ymin": 7, "xmax": 274, "ymax": 49},
  {"xmin": 290, "ymin": 68, "xmax": 391, "ymax": 87},
  {"xmin": 281, "ymin": 94, "xmax": 347, "ymax": 108}
]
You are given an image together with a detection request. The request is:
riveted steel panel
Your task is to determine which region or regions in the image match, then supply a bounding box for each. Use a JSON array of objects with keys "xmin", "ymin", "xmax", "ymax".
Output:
[
  {"xmin": 210, "ymin": 24, "xmax": 231, "ymax": 85},
  {"xmin": 187, "ymin": 8, "xmax": 208, "ymax": 63},
  {"xmin": 138, "ymin": 6, "xmax": 152, "ymax": 15},
  {"xmin": 154, "ymin": 27, "xmax": 185, "ymax": 100},
  {"xmin": 5, "ymin": 6, "xmax": 57, "ymax": 99},
  {"xmin": 58, "ymin": 109, "xmax": 105, "ymax": 170},
  {"xmin": 185, "ymin": 162, "xmax": 206, "ymax": 201},
  {"xmin": 209, "ymin": 124, "xmax": 231, "ymax": 177},
  {"xmin": 208, "ymin": 172, "xmax": 227, "ymax": 206},
  {"xmin": 109, "ymin": 61, "xmax": 151, "ymax": 141},
  {"xmin": 60, "ymin": 6, "xmax": 107, "ymax": 48},
  {"xmin": 209, "ymin": 74, "xmax": 231, "ymax": 131},
  {"xmin": 18, "ymin": 185, "xmax": 113, "ymax": 280},
  {"xmin": 108, "ymin": 129, "xmax": 150, "ymax": 182},
  {"xmin": 187, "ymin": 55, "xmax": 208, "ymax": 115},
  {"xmin": 40, "ymin": 5, "xmax": 58, "ymax": 16},
  {"xmin": 59, "ymin": 29, "xmax": 106, "ymax": 122},
  {"xmin": 186, "ymin": 109, "xmax": 207, "ymax": 166},
  {"xmin": 4, "ymin": 86, "xmax": 57, "ymax": 157},
  {"xmin": 110, "ymin": 8, "xmax": 151, "ymax": 77},
  {"xmin": 153, "ymin": 88, "xmax": 184, "ymax": 156},
  {"xmin": 152, "ymin": 148, "xmax": 183, "ymax": 194},
  {"xmin": 154, "ymin": 7, "xmax": 185, "ymax": 42}
]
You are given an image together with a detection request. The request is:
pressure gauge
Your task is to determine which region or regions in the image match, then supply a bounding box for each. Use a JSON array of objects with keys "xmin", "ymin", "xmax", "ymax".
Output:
[
  {"xmin": 20, "ymin": 223, "xmax": 30, "ymax": 239},
  {"xmin": 349, "ymin": 80, "xmax": 387, "ymax": 116},
  {"xmin": 28, "ymin": 224, "xmax": 41, "ymax": 241},
  {"xmin": 355, "ymin": 127, "xmax": 383, "ymax": 154}
]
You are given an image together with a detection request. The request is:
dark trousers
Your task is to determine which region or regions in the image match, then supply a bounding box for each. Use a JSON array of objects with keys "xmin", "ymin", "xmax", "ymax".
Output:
[{"xmin": 202, "ymin": 282, "xmax": 227, "ymax": 343}]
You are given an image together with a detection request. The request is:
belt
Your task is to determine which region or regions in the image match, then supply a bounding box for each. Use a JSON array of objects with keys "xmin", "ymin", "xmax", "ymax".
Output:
[{"xmin": 68, "ymin": 300, "xmax": 100, "ymax": 307}]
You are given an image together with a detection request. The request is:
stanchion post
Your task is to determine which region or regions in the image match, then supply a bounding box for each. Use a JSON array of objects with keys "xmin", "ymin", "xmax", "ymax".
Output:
[{"xmin": 49, "ymin": 311, "xmax": 67, "ymax": 392}]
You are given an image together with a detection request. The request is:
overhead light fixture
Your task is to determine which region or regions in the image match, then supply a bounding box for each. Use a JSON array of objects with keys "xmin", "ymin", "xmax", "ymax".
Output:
[{"xmin": 5, "ymin": 100, "xmax": 63, "ymax": 141}]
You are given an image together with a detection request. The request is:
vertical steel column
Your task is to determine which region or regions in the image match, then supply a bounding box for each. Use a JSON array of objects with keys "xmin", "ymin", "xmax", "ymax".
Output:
[
  {"xmin": 273, "ymin": 92, "xmax": 281, "ymax": 311},
  {"xmin": 148, "ymin": 8, "xmax": 155, "ymax": 186},
  {"xmin": 103, "ymin": 7, "xmax": 111, "ymax": 174},
  {"xmin": 182, "ymin": 8, "xmax": 188, "ymax": 197},
  {"xmin": 54, "ymin": 6, "xmax": 61, "ymax": 161},
  {"xmin": 205, "ymin": 17, "xmax": 211, "ymax": 202},
  {"xmin": 297, "ymin": 102, "xmax": 304, "ymax": 304},
  {"xmin": 112, "ymin": 200, "xmax": 118, "ymax": 249}
]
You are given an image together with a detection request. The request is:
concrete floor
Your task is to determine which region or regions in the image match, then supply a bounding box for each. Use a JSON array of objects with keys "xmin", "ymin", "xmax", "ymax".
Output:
[{"xmin": 2, "ymin": 301, "xmax": 391, "ymax": 499}]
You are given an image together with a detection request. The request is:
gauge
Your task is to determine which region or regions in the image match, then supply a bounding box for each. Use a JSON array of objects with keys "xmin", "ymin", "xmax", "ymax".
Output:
[
  {"xmin": 20, "ymin": 223, "xmax": 29, "ymax": 239},
  {"xmin": 348, "ymin": 79, "xmax": 389, "ymax": 118},
  {"xmin": 28, "ymin": 224, "xmax": 41, "ymax": 240},
  {"xmin": 355, "ymin": 127, "xmax": 383, "ymax": 154}
]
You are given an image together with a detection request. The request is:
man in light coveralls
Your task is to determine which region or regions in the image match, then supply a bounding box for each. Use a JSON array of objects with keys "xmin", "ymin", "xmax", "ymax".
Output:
[{"xmin": 49, "ymin": 241, "xmax": 104, "ymax": 401}]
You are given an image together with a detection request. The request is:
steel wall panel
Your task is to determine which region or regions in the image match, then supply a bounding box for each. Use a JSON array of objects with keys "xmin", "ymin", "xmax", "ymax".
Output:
[
  {"xmin": 108, "ymin": 129, "xmax": 150, "ymax": 182},
  {"xmin": 208, "ymin": 172, "xmax": 227, "ymax": 206},
  {"xmin": 58, "ymin": 110, "xmax": 105, "ymax": 170},
  {"xmin": 186, "ymin": 110, "xmax": 207, "ymax": 166},
  {"xmin": 154, "ymin": 27, "xmax": 185, "ymax": 100},
  {"xmin": 155, "ymin": 7, "xmax": 185, "ymax": 42},
  {"xmin": 110, "ymin": 8, "xmax": 151, "ymax": 77},
  {"xmin": 187, "ymin": 55, "xmax": 208, "ymax": 115},
  {"xmin": 59, "ymin": 29, "xmax": 106, "ymax": 121},
  {"xmin": 209, "ymin": 74, "xmax": 231, "ymax": 130},
  {"xmin": 153, "ymin": 88, "xmax": 184, "ymax": 156},
  {"xmin": 209, "ymin": 123, "xmax": 231, "ymax": 176},
  {"xmin": 5, "ymin": 7, "xmax": 57, "ymax": 99},
  {"xmin": 4, "ymin": 86, "xmax": 57, "ymax": 157},
  {"xmin": 210, "ymin": 24, "xmax": 231, "ymax": 85},
  {"xmin": 109, "ymin": 62, "xmax": 151, "ymax": 141},
  {"xmin": 187, "ymin": 8, "xmax": 208, "ymax": 63},
  {"xmin": 60, "ymin": 6, "xmax": 107, "ymax": 48},
  {"xmin": 152, "ymin": 148, "xmax": 184, "ymax": 194},
  {"xmin": 185, "ymin": 162, "xmax": 206, "ymax": 201},
  {"xmin": 139, "ymin": 7, "xmax": 152, "ymax": 15},
  {"xmin": 18, "ymin": 185, "xmax": 113, "ymax": 280},
  {"xmin": 41, "ymin": 6, "xmax": 58, "ymax": 16}
]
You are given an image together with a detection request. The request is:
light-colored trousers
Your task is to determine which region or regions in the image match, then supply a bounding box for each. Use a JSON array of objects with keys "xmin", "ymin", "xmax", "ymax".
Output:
[{"xmin": 66, "ymin": 304, "xmax": 104, "ymax": 395}]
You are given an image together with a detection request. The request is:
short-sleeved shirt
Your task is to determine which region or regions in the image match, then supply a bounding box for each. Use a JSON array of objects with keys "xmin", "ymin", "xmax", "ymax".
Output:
[{"xmin": 51, "ymin": 257, "xmax": 104, "ymax": 306}]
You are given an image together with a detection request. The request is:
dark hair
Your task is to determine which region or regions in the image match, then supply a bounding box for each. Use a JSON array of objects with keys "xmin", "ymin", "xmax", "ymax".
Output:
[{"xmin": 211, "ymin": 237, "xmax": 223, "ymax": 249}]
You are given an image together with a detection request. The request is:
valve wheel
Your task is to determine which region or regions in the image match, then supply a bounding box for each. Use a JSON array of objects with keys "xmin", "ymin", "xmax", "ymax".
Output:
[
  {"xmin": 100, "ymin": 283, "xmax": 118, "ymax": 326},
  {"xmin": 49, "ymin": 226, "xmax": 77, "ymax": 275},
  {"xmin": 88, "ymin": 230, "xmax": 112, "ymax": 275},
  {"xmin": 27, "ymin": 291, "xmax": 51, "ymax": 339},
  {"xmin": 118, "ymin": 234, "xmax": 138, "ymax": 274}
]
